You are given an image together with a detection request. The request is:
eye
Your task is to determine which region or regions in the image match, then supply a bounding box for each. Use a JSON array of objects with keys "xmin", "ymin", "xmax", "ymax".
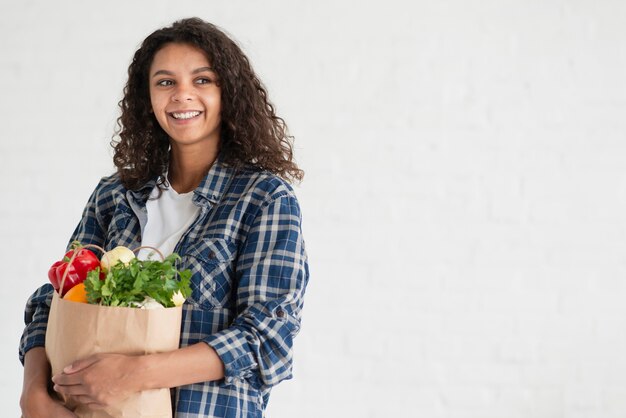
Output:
[
  {"xmin": 195, "ymin": 77, "xmax": 213, "ymax": 85},
  {"xmin": 156, "ymin": 79, "xmax": 174, "ymax": 87}
]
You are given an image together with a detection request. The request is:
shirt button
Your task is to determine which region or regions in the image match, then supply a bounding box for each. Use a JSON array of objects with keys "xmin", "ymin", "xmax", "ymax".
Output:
[
  {"xmin": 208, "ymin": 251, "xmax": 216, "ymax": 259},
  {"xmin": 276, "ymin": 309, "xmax": 285, "ymax": 318}
]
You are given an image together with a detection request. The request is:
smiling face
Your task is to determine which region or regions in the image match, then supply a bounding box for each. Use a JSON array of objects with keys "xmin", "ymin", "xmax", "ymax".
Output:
[{"xmin": 149, "ymin": 42, "xmax": 222, "ymax": 152}]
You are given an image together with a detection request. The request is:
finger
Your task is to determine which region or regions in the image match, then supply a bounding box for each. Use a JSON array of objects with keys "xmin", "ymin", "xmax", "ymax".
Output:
[
  {"xmin": 63, "ymin": 355, "xmax": 100, "ymax": 374},
  {"xmin": 71, "ymin": 394, "xmax": 106, "ymax": 409},
  {"xmin": 52, "ymin": 371, "xmax": 84, "ymax": 386},
  {"xmin": 53, "ymin": 382, "xmax": 88, "ymax": 396},
  {"xmin": 51, "ymin": 402, "xmax": 79, "ymax": 418}
]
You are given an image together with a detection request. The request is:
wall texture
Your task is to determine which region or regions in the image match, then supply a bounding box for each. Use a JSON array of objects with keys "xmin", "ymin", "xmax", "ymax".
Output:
[{"xmin": 2, "ymin": 1, "xmax": 626, "ymax": 417}]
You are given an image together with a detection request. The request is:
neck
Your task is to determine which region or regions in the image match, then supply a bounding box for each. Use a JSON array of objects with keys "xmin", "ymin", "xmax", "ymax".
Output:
[{"xmin": 168, "ymin": 143, "xmax": 219, "ymax": 194}]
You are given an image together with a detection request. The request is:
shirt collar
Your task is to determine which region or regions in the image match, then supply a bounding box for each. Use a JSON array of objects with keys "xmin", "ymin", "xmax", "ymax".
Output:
[
  {"xmin": 126, "ymin": 178, "xmax": 156, "ymax": 207},
  {"xmin": 192, "ymin": 157, "xmax": 235, "ymax": 208},
  {"xmin": 126, "ymin": 157, "xmax": 235, "ymax": 209}
]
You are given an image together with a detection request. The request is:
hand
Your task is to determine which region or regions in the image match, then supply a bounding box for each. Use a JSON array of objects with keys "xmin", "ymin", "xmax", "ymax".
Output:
[
  {"xmin": 20, "ymin": 387, "xmax": 77, "ymax": 418},
  {"xmin": 21, "ymin": 347, "xmax": 77, "ymax": 418},
  {"xmin": 51, "ymin": 353, "xmax": 143, "ymax": 409}
]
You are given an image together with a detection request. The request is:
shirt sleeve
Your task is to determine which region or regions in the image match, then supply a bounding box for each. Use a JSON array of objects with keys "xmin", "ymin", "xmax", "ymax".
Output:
[
  {"xmin": 203, "ymin": 192, "xmax": 309, "ymax": 388},
  {"xmin": 18, "ymin": 284, "xmax": 54, "ymax": 364},
  {"xmin": 18, "ymin": 180, "xmax": 107, "ymax": 364}
]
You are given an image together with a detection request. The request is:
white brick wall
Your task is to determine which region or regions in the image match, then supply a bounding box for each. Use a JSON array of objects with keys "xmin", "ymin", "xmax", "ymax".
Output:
[{"xmin": 2, "ymin": 1, "xmax": 626, "ymax": 417}]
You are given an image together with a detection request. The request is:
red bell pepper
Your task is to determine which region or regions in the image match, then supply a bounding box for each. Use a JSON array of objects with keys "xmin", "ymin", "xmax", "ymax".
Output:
[{"xmin": 48, "ymin": 247, "xmax": 100, "ymax": 296}]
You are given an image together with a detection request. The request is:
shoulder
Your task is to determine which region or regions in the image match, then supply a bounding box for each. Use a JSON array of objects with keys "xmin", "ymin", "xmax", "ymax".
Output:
[
  {"xmin": 83, "ymin": 173, "xmax": 144, "ymax": 223},
  {"xmin": 89, "ymin": 173, "xmax": 128, "ymax": 207},
  {"xmin": 230, "ymin": 167, "xmax": 298, "ymax": 205},
  {"xmin": 95, "ymin": 172, "xmax": 126, "ymax": 193},
  {"xmin": 223, "ymin": 167, "xmax": 302, "ymax": 224}
]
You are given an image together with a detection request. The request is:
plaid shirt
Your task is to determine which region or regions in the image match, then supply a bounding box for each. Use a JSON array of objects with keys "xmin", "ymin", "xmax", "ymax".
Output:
[{"xmin": 19, "ymin": 159, "xmax": 309, "ymax": 418}]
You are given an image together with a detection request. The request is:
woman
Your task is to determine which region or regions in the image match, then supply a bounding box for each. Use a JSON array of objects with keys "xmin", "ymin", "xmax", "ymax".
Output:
[{"xmin": 19, "ymin": 17, "xmax": 309, "ymax": 418}]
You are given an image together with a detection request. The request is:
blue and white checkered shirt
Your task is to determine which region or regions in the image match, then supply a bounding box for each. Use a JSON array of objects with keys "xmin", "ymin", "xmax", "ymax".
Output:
[{"xmin": 19, "ymin": 159, "xmax": 309, "ymax": 418}]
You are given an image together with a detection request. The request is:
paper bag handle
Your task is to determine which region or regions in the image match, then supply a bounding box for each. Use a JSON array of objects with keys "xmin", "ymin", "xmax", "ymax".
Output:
[{"xmin": 132, "ymin": 245, "xmax": 165, "ymax": 261}]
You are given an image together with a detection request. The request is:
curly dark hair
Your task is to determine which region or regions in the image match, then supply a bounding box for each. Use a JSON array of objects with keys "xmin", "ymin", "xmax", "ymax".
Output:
[{"xmin": 112, "ymin": 17, "xmax": 303, "ymax": 190}]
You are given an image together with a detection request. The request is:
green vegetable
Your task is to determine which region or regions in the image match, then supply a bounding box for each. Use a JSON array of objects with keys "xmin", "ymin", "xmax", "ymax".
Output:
[{"xmin": 84, "ymin": 254, "xmax": 192, "ymax": 308}]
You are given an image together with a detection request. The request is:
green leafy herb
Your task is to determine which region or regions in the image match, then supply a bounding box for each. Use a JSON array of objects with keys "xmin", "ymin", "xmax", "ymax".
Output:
[{"xmin": 85, "ymin": 254, "xmax": 192, "ymax": 308}]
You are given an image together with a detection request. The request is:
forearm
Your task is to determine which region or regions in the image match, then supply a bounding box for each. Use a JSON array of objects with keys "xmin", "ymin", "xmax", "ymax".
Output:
[
  {"xmin": 22, "ymin": 348, "xmax": 78, "ymax": 418},
  {"xmin": 22, "ymin": 347, "xmax": 51, "ymax": 395},
  {"xmin": 139, "ymin": 342, "xmax": 225, "ymax": 390}
]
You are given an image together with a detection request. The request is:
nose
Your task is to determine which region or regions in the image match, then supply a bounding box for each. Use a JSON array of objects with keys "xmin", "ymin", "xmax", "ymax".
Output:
[{"xmin": 171, "ymin": 83, "xmax": 194, "ymax": 102}]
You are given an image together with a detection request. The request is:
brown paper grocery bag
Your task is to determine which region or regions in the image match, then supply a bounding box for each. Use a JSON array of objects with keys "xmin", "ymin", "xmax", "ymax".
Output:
[{"xmin": 46, "ymin": 292, "xmax": 182, "ymax": 418}]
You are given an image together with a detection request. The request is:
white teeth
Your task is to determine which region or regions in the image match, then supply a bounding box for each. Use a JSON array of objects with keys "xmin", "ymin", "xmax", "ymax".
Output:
[{"xmin": 171, "ymin": 111, "xmax": 200, "ymax": 120}]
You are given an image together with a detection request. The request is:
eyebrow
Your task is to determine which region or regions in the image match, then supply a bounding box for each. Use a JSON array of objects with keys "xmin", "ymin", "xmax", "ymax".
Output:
[{"xmin": 151, "ymin": 67, "xmax": 215, "ymax": 78}]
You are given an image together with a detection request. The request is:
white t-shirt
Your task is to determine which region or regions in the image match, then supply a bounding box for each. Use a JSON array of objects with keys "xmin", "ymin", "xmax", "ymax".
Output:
[{"xmin": 138, "ymin": 184, "xmax": 200, "ymax": 260}]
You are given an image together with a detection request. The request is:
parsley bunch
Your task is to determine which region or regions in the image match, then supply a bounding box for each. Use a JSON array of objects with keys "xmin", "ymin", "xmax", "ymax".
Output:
[{"xmin": 84, "ymin": 254, "xmax": 192, "ymax": 308}]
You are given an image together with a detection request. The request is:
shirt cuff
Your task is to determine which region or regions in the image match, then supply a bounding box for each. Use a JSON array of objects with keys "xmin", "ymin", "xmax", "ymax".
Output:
[
  {"xmin": 203, "ymin": 327, "xmax": 258, "ymax": 385},
  {"xmin": 19, "ymin": 325, "xmax": 47, "ymax": 365}
]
